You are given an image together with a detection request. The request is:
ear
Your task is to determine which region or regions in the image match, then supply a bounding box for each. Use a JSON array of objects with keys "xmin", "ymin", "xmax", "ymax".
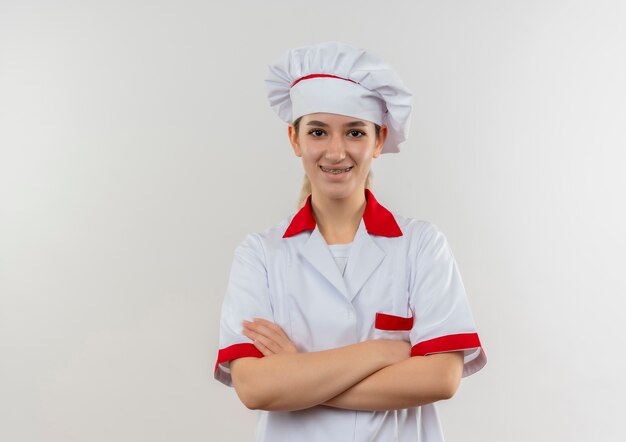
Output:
[
  {"xmin": 288, "ymin": 124, "xmax": 302, "ymax": 157},
  {"xmin": 372, "ymin": 125, "xmax": 388, "ymax": 158}
]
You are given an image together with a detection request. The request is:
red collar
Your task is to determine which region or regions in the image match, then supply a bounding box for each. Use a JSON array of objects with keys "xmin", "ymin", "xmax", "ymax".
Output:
[{"xmin": 282, "ymin": 188, "xmax": 403, "ymax": 238}]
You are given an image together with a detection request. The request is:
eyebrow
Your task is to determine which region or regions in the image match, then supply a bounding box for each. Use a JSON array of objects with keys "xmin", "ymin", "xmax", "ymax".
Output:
[{"xmin": 306, "ymin": 120, "xmax": 368, "ymax": 128}]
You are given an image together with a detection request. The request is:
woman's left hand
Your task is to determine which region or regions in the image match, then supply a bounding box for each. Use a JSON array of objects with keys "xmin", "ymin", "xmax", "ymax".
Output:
[{"xmin": 242, "ymin": 318, "xmax": 299, "ymax": 356}]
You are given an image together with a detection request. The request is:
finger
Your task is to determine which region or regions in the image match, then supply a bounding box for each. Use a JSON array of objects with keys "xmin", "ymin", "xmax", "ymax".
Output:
[
  {"xmin": 245, "ymin": 321, "xmax": 285, "ymax": 347},
  {"xmin": 244, "ymin": 326, "xmax": 298, "ymax": 354},
  {"xmin": 249, "ymin": 319, "xmax": 295, "ymax": 347},
  {"xmin": 250, "ymin": 334, "xmax": 274, "ymax": 356},
  {"xmin": 254, "ymin": 318, "xmax": 297, "ymax": 352},
  {"xmin": 245, "ymin": 319, "xmax": 295, "ymax": 350},
  {"xmin": 242, "ymin": 328, "xmax": 274, "ymax": 356},
  {"xmin": 242, "ymin": 326, "xmax": 283, "ymax": 354},
  {"xmin": 250, "ymin": 318, "xmax": 285, "ymax": 338},
  {"xmin": 252, "ymin": 318, "xmax": 284, "ymax": 334}
]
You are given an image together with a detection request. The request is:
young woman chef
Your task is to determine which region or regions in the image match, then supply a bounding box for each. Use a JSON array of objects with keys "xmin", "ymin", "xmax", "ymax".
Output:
[{"xmin": 214, "ymin": 41, "xmax": 487, "ymax": 442}]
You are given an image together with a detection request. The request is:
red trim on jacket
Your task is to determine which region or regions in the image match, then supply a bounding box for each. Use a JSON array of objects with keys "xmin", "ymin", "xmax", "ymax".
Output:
[
  {"xmin": 214, "ymin": 343, "xmax": 264, "ymax": 374},
  {"xmin": 410, "ymin": 333, "xmax": 485, "ymax": 357},
  {"xmin": 283, "ymin": 188, "xmax": 402, "ymax": 238},
  {"xmin": 375, "ymin": 308, "xmax": 414, "ymax": 331},
  {"xmin": 291, "ymin": 74, "xmax": 357, "ymax": 88}
]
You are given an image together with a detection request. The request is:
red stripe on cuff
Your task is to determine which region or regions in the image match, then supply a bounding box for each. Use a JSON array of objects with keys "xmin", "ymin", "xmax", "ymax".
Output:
[
  {"xmin": 214, "ymin": 343, "xmax": 264, "ymax": 374},
  {"xmin": 411, "ymin": 333, "xmax": 483, "ymax": 357}
]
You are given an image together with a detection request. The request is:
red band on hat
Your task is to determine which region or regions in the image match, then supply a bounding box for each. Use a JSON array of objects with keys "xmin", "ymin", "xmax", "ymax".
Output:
[{"xmin": 291, "ymin": 74, "xmax": 357, "ymax": 88}]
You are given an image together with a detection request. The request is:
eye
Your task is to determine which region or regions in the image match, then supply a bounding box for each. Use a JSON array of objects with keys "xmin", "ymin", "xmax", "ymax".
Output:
[
  {"xmin": 348, "ymin": 130, "xmax": 366, "ymax": 138},
  {"xmin": 307, "ymin": 129, "xmax": 326, "ymax": 137}
]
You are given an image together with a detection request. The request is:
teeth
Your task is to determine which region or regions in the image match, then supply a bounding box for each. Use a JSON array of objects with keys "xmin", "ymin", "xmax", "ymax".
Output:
[{"xmin": 321, "ymin": 166, "xmax": 353, "ymax": 174}]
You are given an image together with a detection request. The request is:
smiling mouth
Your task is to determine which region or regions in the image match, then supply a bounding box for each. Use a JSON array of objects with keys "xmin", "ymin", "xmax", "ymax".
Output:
[{"xmin": 320, "ymin": 165, "xmax": 354, "ymax": 174}]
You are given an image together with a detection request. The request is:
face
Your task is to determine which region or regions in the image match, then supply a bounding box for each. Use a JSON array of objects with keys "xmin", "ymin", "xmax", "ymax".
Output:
[{"xmin": 288, "ymin": 113, "xmax": 387, "ymax": 201}]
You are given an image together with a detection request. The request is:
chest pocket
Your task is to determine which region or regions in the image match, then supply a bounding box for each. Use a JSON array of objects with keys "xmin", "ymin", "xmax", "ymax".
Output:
[
  {"xmin": 375, "ymin": 307, "xmax": 414, "ymax": 331},
  {"xmin": 358, "ymin": 268, "xmax": 413, "ymax": 342},
  {"xmin": 372, "ymin": 305, "xmax": 413, "ymax": 342}
]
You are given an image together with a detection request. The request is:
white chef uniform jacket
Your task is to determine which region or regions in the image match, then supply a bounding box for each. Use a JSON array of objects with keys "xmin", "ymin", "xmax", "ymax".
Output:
[{"xmin": 214, "ymin": 188, "xmax": 487, "ymax": 442}]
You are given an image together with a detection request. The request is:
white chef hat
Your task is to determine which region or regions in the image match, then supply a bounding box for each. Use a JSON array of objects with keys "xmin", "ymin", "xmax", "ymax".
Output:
[{"xmin": 265, "ymin": 41, "xmax": 413, "ymax": 154}]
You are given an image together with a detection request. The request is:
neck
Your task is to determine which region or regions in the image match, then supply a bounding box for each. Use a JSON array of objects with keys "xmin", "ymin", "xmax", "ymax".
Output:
[{"xmin": 310, "ymin": 188, "xmax": 366, "ymax": 245}]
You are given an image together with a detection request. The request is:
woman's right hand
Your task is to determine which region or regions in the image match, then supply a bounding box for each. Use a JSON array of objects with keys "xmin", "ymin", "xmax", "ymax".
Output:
[{"xmin": 242, "ymin": 318, "xmax": 299, "ymax": 356}]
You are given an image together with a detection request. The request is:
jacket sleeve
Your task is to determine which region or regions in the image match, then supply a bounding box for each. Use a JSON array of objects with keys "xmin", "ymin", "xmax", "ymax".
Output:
[
  {"xmin": 214, "ymin": 233, "xmax": 274, "ymax": 387},
  {"xmin": 408, "ymin": 222, "xmax": 487, "ymax": 378}
]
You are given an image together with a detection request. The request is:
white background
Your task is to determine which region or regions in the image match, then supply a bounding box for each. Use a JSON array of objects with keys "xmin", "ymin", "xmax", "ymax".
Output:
[{"xmin": 1, "ymin": 1, "xmax": 625, "ymax": 441}]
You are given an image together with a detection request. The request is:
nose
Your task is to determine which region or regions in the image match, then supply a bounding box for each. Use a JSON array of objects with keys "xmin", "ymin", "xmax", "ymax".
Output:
[{"xmin": 324, "ymin": 134, "xmax": 347, "ymax": 163}]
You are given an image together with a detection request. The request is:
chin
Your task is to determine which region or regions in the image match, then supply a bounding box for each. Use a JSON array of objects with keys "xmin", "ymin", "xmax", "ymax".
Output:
[{"xmin": 313, "ymin": 184, "xmax": 360, "ymax": 200}]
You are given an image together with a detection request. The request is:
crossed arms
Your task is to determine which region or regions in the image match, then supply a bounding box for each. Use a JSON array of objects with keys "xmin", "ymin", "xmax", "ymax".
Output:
[{"xmin": 229, "ymin": 318, "xmax": 464, "ymax": 412}]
